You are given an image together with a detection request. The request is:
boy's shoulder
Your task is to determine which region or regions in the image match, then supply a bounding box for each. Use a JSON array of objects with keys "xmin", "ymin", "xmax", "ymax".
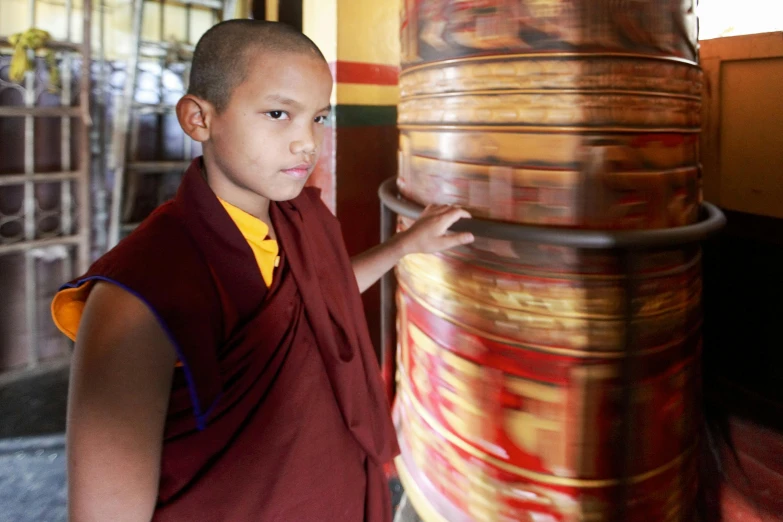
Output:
[
  {"xmin": 67, "ymin": 200, "xmax": 224, "ymax": 422},
  {"xmin": 96, "ymin": 202, "xmax": 200, "ymax": 272},
  {"xmin": 84, "ymin": 201, "xmax": 218, "ymax": 302}
]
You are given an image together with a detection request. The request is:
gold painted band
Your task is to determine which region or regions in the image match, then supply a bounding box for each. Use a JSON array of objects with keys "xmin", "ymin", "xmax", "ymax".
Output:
[
  {"xmin": 401, "ymin": 89, "xmax": 702, "ymax": 102},
  {"xmin": 401, "ymin": 52, "xmax": 700, "ymax": 76},
  {"xmin": 397, "ymin": 372, "xmax": 695, "ymax": 488},
  {"xmin": 397, "ymin": 277, "xmax": 702, "ymax": 359},
  {"xmin": 398, "ymin": 124, "xmax": 702, "ymax": 133}
]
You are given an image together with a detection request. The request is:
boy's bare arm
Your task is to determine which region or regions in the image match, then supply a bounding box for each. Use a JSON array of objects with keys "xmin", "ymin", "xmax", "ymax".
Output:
[
  {"xmin": 351, "ymin": 204, "xmax": 474, "ymax": 293},
  {"xmin": 67, "ymin": 282, "xmax": 176, "ymax": 522}
]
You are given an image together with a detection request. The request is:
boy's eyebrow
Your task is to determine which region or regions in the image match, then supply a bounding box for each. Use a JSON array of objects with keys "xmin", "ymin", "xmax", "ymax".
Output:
[
  {"xmin": 264, "ymin": 94, "xmax": 304, "ymax": 109},
  {"xmin": 264, "ymin": 95, "xmax": 331, "ymax": 114}
]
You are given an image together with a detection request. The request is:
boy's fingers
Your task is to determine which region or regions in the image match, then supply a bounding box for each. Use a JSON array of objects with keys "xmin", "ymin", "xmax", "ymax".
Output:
[
  {"xmin": 439, "ymin": 231, "xmax": 474, "ymax": 249},
  {"xmin": 422, "ymin": 204, "xmax": 468, "ymax": 220},
  {"xmin": 458, "ymin": 232, "xmax": 475, "ymax": 244},
  {"xmin": 416, "ymin": 205, "xmax": 472, "ymax": 238},
  {"xmin": 424, "ymin": 203, "xmax": 448, "ymax": 211}
]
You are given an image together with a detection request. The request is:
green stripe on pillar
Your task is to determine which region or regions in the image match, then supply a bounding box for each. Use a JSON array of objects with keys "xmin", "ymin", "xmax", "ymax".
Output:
[{"xmin": 334, "ymin": 105, "xmax": 397, "ymax": 127}]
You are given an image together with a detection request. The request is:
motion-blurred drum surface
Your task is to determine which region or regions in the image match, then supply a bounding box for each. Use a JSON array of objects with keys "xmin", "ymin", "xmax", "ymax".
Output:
[{"xmin": 394, "ymin": 1, "xmax": 703, "ymax": 520}]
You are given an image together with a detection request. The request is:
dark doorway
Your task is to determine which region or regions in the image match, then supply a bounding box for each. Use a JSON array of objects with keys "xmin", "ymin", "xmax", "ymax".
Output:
[
  {"xmin": 279, "ymin": 0, "xmax": 303, "ymax": 31},
  {"xmin": 251, "ymin": 0, "xmax": 265, "ymax": 20},
  {"xmin": 251, "ymin": 0, "xmax": 303, "ymax": 31}
]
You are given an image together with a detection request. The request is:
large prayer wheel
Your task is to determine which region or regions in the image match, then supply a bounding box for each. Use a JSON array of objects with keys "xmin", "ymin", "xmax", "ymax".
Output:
[{"xmin": 392, "ymin": 1, "xmax": 704, "ymax": 520}]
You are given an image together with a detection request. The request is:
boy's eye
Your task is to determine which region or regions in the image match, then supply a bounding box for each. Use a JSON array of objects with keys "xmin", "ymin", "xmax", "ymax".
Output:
[
  {"xmin": 265, "ymin": 110, "xmax": 289, "ymax": 120},
  {"xmin": 314, "ymin": 115, "xmax": 328, "ymax": 124}
]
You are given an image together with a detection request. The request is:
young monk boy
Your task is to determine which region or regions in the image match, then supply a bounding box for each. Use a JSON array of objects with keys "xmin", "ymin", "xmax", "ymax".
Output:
[{"xmin": 50, "ymin": 19, "xmax": 473, "ymax": 522}]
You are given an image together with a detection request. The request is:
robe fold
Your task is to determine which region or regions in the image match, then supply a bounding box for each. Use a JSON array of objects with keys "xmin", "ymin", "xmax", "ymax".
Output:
[{"xmin": 57, "ymin": 158, "xmax": 399, "ymax": 521}]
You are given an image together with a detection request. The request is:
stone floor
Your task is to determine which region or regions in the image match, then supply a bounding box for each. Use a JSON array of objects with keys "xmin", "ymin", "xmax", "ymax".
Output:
[
  {"xmin": 0, "ymin": 434, "xmax": 67, "ymax": 522},
  {"xmin": 393, "ymin": 494, "xmax": 423, "ymax": 522},
  {"xmin": 0, "ymin": 362, "xmax": 69, "ymax": 440},
  {"xmin": 0, "ymin": 364, "xmax": 69, "ymax": 522}
]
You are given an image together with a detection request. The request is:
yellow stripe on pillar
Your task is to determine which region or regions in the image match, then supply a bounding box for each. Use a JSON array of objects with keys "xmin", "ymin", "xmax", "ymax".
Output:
[
  {"xmin": 266, "ymin": 0, "xmax": 279, "ymax": 21},
  {"xmin": 336, "ymin": 83, "xmax": 399, "ymax": 106},
  {"xmin": 336, "ymin": 0, "xmax": 400, "ymax": 66}
]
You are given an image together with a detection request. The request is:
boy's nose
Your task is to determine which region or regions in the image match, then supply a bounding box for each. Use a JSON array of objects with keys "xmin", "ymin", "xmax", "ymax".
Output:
[{"xmin": 290, "ymin": 128, "xmax": 316, "ymax": 156}]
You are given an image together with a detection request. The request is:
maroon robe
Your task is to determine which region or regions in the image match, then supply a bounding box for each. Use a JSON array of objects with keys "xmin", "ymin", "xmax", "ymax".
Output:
[{"xmin": 60, "ymin": 157, "xmax": 399, "ymax": 520}]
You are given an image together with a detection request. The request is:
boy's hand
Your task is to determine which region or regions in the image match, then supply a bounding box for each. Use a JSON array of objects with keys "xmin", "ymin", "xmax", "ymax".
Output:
[
  {"xmin": 352, "ymin": 204, "xmax": 475, "ymax": 293},
  {"xmin": 398, "ymin": 204, "xmax": 475, "ymax": 256}
]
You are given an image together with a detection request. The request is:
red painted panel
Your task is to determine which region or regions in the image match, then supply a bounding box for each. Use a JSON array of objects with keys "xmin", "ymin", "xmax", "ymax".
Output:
[
  {"xmin": 329, "ymin": 61, "xmax": 400, "ymax": 86},
  {"xmin": 307, "ymin": 126, "xmax": 336, "ymax": 214},
  {"xmin": 335, "ymin": 125, "xmax": 399, "ymax": 354}
]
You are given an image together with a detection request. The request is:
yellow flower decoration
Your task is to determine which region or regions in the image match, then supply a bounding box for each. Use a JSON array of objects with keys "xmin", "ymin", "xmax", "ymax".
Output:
[{"xmin": 8, "ymin": 28, "xmax": 60, "ymax": 93}]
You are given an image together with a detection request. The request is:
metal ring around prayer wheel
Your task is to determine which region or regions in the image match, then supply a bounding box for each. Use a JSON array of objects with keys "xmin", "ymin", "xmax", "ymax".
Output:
[
  {"xmin": 380, "ymin": 179, "xmax": 726, "ymax": 250},
  {"xmin": 384, "ymin": 2, "xmax": 721, "ymax": 521}
]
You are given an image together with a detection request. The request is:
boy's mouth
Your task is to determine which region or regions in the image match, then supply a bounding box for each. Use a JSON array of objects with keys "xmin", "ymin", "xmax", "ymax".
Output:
[{"xmin": 282, "ymin": 163, "xmax": 312, "ymax": 180}]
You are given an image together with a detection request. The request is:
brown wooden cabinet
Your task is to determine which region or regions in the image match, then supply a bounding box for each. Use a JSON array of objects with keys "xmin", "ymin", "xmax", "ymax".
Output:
[{"xmin": 700, "ymin": 32, "xmax": 783, "ymax": 218}]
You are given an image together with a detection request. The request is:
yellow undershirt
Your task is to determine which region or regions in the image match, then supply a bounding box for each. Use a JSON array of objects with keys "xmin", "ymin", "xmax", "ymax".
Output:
[
  {"xmin": 51, "ymin": 197, "xmax": 279, "ymax": 342},
  {"xmin": 216, "ymin": 197, "xmax": 279, "ymax": 288}
]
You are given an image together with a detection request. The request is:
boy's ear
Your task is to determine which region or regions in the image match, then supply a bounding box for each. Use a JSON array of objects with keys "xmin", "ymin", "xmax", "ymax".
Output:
[{"xmin": 176, "ymin": 94, "xmax": 212, "ymax": 143}]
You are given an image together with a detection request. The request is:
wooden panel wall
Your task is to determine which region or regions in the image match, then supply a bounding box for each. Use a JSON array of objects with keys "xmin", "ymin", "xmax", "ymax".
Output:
[{"xmin": 700, "ymin": 32, "xmax": 783, "ymax": 217}]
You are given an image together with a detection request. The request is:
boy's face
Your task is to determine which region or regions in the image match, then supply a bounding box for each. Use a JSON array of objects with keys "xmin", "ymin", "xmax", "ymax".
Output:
[{"xmin": 205, "ymin": 50, "xmax": 333, "ymax": 204}]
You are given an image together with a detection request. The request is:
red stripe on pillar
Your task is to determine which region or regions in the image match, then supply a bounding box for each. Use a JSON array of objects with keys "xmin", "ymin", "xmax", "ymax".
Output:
[{"xmin": 329, "ymin": 61, "xmax": 400, "ymax": 85}]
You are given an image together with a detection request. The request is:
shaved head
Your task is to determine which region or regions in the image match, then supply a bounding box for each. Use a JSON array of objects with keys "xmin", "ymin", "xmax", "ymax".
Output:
[{"xmin": 188, "ymin": 20, "xmax": 327, "ymax": 113}]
